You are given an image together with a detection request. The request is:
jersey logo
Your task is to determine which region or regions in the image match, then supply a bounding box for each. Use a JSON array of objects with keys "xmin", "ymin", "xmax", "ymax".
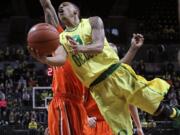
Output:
[
  {"xmin": 70, "ymin": 35, "xmax": 97, "ymax": 67},
  {"xmin": 72, "ymin": 35, "xmax": 83, "ymax": 45}
]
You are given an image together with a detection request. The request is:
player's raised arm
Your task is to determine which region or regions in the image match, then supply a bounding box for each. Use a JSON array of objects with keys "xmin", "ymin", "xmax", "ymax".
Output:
[
  {"xmin": 84, "ymin": 16, "xmax": 105, "ymax": 53},
  {"xmin": 39, "ymin": 0, "xmax": 59, "ymax": 27},
  {"xmin": 67, "ymin": 16, "xmax": 105, "ymax": 54},
  {"xmin": 120, "ymin": 33, "xmax": 144, "ymax": 64}
]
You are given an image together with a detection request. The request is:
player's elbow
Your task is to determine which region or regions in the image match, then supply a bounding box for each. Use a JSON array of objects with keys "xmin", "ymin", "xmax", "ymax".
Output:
[
  {"xmin": 55, "ymin": 56, "xmax": 66, "ymax": 66},
  {"xmin": 43, "ymin": 0, "xmax": 52, "ymax": 9},
  {"xmin": 95, "ymin": 43, "xmax": 104, "ymax": 53}
]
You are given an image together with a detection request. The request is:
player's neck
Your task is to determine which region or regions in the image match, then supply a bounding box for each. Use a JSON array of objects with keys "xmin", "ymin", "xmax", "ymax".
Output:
[{"xmin": 65, "ymin": 16, "xmax": 80, "ymax": 30}]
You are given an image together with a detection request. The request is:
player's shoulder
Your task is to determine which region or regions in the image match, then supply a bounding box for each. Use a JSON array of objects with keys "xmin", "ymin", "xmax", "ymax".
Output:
[
  {"xmin": 89, "ymin": 16, "xmax": 102, "ymax": 21},
  {"xmin": 88, "ymin": 16, "xmax": 103, "ymax": 26}
]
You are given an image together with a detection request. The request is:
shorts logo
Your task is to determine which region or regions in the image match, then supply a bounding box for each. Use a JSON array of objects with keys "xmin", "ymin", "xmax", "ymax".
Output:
[{"xmin": 118, "ymin": 129, "xmax": 128, "ymax": 135}]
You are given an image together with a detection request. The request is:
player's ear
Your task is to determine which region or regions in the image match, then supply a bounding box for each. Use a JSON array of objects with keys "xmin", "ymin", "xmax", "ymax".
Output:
[
  {"xmin": 74, "ymin": 10, "xmax": 78, "ymax": 15},
  {"xmin": 74, "ymin": 8, "xmax": 79, "ymax": 15}
]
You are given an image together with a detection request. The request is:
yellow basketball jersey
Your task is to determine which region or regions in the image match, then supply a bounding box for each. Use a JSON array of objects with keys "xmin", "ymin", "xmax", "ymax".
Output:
[{"xmin": 59, "ymin": 18, "xmax": 119, "ymax": 87}]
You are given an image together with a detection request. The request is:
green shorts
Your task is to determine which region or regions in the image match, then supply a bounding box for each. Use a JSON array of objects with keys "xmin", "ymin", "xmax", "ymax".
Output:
[{"xmin": 90, "ymin": 63, "xmax": 170, "ymax": 135}]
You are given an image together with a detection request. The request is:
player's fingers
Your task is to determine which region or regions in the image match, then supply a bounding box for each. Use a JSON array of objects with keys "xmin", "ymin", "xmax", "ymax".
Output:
[
  {"xmin": 69, "ymin": 44, "xmax": 77, "ymax": 49},
  {"xmin": 92, "ymin": 117, "xmax": 97, "ymax": 120},
  {"xmin": 142, "ymin": 37, "xmax": 144, "ymax": 41},
  {"xmin": 66, "ymin": 35, "xmax": 73, "ymax": 40},
  {"xmin": 28, "ymin": 47, "xmax": 35, "ymax": 55},
  {"xmin": 133, "ymin": 33, "xmax": 136, "ymax": 37},
  {"xmin": 66, "ymin": 36, "xmax": 77, "ymax": 43},
  {"xmin": 92, "ymin": 120, "xmax": 96, "ymax": 127},
  {"xmin": 68, "ymin": 49, "xmax": 78, "ymax": 55},
  {"xmin": 136, "ymin": 33, "xmax": 143, "ymax": 38},
  {"xmin": 138, "ymin": 33, "xmax": 143, "ymax": 36},
  {"xmin": 69, "ymin": 39, "xmax": 77, "ymax": 45}
]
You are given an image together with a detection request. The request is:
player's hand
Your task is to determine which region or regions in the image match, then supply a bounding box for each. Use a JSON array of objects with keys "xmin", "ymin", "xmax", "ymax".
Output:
[
  {"xmin": 88, "ymin": 116, "xmax": 97, "ymax": 128},
  {"xmin": 27, "ymin": 46, "xmax": 47, "ymax": 64},
  {"xmin": 66, "ymin": 35, "xmax": 85, "ymax": 54},
  {"xmin": 44, "ymin": 127, "xmax": 49, "ymax": 135},
  {"xmin": 136, "ymin": 128, "xmax": 144, "ymax": 135},
  {"xmin": 131, "ymin": 33, "xmax": 144, "ymax": 49}
]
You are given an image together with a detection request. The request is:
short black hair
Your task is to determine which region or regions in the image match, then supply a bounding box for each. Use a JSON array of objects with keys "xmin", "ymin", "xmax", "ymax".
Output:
[
  {"xmin": 71, "ymin": 2, "xmax": 81, "ymax": 18},
  {"xmin": 59, "ymin": 2, "xmax": 81, "ymax": 18}
]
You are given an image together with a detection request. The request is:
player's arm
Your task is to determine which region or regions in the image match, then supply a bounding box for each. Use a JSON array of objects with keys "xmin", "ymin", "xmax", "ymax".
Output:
[
  {"xmin": 129, "ymin": 105, "xmax": 144, "ymax": 135},
  {"xmin": 118, "ymin": 34, "xmax": 144, "ymax": 135},
  {"xmin": 28, "ymin": 45, "xmax": 67, "ymax": 66},
  {"xmin": 66, "ymin": 16, "xmax": 105, "ymax": 54},
  {"xmin": 120, "ymin": 34, "xmax": 144, "ymax": 65},
  {"xmin": 39, "ymin": 0, "xmax": 59, "ymax": 27},
  {"xmin": 45, "ymin": 45, "xmax": 67, "ymax": 66}
]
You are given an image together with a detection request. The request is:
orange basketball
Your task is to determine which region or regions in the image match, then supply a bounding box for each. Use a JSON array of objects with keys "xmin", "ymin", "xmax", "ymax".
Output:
[{"xmin": 27, "ymin": 23, "xmax": 59, "ymax": 56}]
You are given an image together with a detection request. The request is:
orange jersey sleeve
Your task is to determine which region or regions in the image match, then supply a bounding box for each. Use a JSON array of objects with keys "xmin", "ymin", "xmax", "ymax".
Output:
[{"xmin": 56, "ymin": 25, "xmax": 63, "ymax": 33}]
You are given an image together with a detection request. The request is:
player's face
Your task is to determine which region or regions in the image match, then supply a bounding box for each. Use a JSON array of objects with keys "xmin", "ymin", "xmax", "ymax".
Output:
[{"xmin": 58, "ymin": 2, "xmax": 77, "ymax": 23}]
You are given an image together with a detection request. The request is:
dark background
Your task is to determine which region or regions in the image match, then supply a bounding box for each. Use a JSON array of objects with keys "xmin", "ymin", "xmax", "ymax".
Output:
[{"xmin": 1, "ymin": 0, "xmax": 178, "ymax": 45}]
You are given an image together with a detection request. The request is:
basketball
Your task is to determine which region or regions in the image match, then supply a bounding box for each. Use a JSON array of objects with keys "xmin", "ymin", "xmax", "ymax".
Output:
[{"xmin": 27, "ymin": 23, "xmax": 59, "ymax": 55}]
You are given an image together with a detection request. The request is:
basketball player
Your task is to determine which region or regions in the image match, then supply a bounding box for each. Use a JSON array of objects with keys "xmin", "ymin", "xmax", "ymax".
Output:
[
  {"xmin": 29, "ymin": 2, "xmax": 180, "ymax": 135},
  {"xmin": 36, "ymin": 1, "xmax": 144, "ymax": 135},
  {"xmin": 36, "ymin": 1, "xmax": 146, "ymax": 135},
  {"xmin": 39, "ymin": 0, "xmax": 86, "ymax": 135}
]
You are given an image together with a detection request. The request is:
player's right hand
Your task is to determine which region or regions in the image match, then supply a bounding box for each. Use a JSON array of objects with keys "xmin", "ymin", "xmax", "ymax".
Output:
[
  {"xmin": 27, "ymin": 46, "xmax": 47, "ymax": 64},
  {"xmin": 88, "ymin": 116, "xmax": 97, "ymax": 128}
]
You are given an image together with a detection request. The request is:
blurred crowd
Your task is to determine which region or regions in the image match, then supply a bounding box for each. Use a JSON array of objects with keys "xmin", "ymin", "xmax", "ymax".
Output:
[
  {"xmin": 136, "ymin": 0, "xmax": 179, "ymax": 43},
  {"xmin": 0, "ymin": 46, "xmax": 51, "ymax": 134}
]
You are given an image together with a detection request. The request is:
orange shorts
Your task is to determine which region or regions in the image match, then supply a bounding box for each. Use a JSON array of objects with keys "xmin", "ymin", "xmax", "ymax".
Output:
[
  {"xmin": 83, "ymin": 119, "xmax": 113, "ymax": 135},
  {"xmin": 48, "ymin": 96, "xmax": 87, "ymax": 135}
]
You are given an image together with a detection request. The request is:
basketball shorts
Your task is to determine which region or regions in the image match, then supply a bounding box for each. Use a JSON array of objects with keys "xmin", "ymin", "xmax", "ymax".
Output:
[{"xmin": 90, "ymin": 63, "xmax": 170, "ymax": 135}]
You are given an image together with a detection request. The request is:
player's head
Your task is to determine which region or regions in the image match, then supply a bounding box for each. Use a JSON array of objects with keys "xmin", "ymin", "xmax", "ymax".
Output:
[
  {"xmin": 58, "ymin": 2, "xmax": 80, "ymax": 22},
  {"xmin": 109, "ymin": 42, "xmax": 118, "ymax": 54}
]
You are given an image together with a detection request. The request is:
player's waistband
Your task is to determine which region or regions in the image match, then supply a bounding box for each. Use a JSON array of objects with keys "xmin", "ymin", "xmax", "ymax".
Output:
[
  {"xmin": 53, "ymin": 93, "xmax": 83, "ymax": 103},
  {"xmin": 90, "ymin": 63, "xmax": 121, "ymax": 87}
]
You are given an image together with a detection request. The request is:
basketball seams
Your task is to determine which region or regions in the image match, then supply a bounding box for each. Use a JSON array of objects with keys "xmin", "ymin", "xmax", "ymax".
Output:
[
  {"xmin": 28, "ymin": 38, "xmax": 59, "ymax": 43},
  {"xmin": 27, "ymin": 29, "xmax": 59, "ymax": 42}
]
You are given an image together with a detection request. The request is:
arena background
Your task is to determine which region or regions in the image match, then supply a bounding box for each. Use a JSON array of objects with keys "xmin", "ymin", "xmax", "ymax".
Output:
[{"xmin": 0, "ymin": 0, "xmax": 180, "ymax": 135}]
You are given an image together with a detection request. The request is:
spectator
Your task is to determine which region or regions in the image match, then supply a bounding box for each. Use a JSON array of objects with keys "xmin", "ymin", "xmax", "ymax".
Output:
[
  {"xmin": 5, "ymin": 65, "xmax": 14, "ymax": 78},
  {"xmin": 17, "ymin": 76, "xmax": 27, "ymax": 89},
  {"xmin": 22, "ymin": 111, "xmax": 30, "ymax": 129},
  {"xmin": 28, "ymin": 118, "xmax": 38, "ymax": 135},
  {"xmin": 0, "ymin": 110, "xmax": 8, "ymax": 126},
  {"xmin": 28, "ymin": 77, "xmax": 38, "ymax": 88},
  {"xmin": 170, "ymin": 96, "xmax": 179, "ymax": 107},
  {"xmin": 0, "ymin": 90, "xmax": 5, "ymax": 100},
  {"xmin": 31, "ymin": 111, "xmax": 37, "ymax": 120},
  {"xmin": 9, "ymin": 111, "xmax": 15, "ymax": 125},
  {"xmin": 22, "ymin": 90, "xmax": 30, "ymax": 106}
]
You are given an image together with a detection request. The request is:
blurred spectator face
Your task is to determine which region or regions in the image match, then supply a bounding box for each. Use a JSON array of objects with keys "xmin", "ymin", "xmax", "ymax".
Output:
[
  {"xmin": 0, "ymin": 90, "xmax": 5, "ymax": 100},
  {"xmin": 22, "ymin": 91, "xmax": 30, "ymax": 101},
  {"xmin": 3, "ymin": 110, "xmax": 7, "ymax": 116}
]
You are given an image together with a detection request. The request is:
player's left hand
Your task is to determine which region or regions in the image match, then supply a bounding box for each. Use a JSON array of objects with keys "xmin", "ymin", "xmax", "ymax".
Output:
[
  {"xmin": 88, "ymin": 116, "xmax": 97, "ymax": 128},
  {"xmin": 66, "ymin": 35, "xmax": 85, "ymax": 54},
  {"xmin": 131, "ymin": 33, "xmax": 144, "ymax": 49}
]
